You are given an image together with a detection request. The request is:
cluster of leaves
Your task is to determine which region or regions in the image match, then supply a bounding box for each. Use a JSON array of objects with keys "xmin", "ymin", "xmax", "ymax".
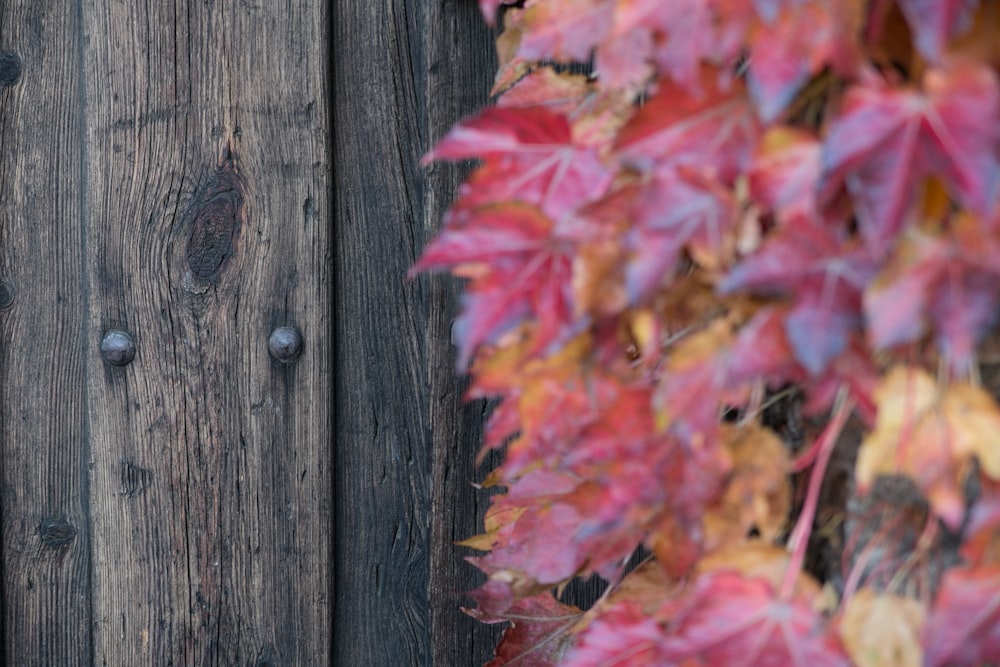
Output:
[{"xmin": 415, "ymin": 1, "xmax": 1000, "ymax": 664}]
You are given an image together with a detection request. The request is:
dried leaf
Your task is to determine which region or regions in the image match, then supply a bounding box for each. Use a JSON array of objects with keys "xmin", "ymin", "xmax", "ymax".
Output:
[{"xmin": 839, "ymin": 589, "xmax": 926, "ymax": 667}]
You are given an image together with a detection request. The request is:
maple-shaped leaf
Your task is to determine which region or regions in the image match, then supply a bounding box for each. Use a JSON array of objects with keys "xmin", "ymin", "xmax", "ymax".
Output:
[
  {"xmin": 425, "ymin": 107, "xmax": 614, "ymax": 221},
  {"xmin": 855, "ymin": 366, "xmax": 1000, "ymax": 527},
  {"xmin": 615, "ymin": 69, "xmax": 758, "ymax": 183},
  {"xmin": 924, "ymin": 565, "xmax": 1000, "ymax": 666},
  {"xmin": 516, "ymin": 0, "xmax": 614, "ymax": 63},
  {"xmin": 662, "ymin": 572, "xmax": 849, "ymax": 666},
  {"xmin": 750, "ymin": 127, "xmax": 823, "ymax": 224},
  {"xmin": 865, "ymin": 221, "xmax": 1000, "ymax": 369},
  {"xmin": 721, "ymin": 216, "xmax": 874, "ymax": 374},
  {"xmin": 630, "ymin": 0, "xmax": 752, "ymax": 92},
  {"xmin": 562, "ymin": 600, "xmax": 673, "ymax": 666},
  {"xmin": 412, "ymin": 203, "xmax": 578, "ymax": 368},
  {"xmin": 623, "ymin": 168, "xmax": 740, "ymax": 301},
  {"xmin": 468, "ymin": 472, "xmax": 590, "ymax": 591},
  {"xmin": 468, "ymin": 370, "xmax": 712, "ymax": 589},
  {"xmin": 726, "ymin": 307, "xmax": 800, "ymax": 384},
  {"xmin": 838, "ymin": 589, "xmax": 926, "ymax": 667},
  {"xmin": 897, "ymin": 0, "xmax": 979, "ymax": 62},
  {"xmin": 467, "ymin": 592, "xmax": 584, "ymax": 667},
  {"xmin": 821, "ymin": 64, "xmax": 1000, "ymax": 254},
  {"xmin": 747, "ymin": 0, "xmax": 862, "ymax": 122}
]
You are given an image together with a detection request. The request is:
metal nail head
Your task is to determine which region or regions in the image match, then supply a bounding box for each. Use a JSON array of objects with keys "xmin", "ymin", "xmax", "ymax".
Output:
[
  {"xmin": 268, "ymin": 326, "xmax": 303, "ymax": 363},
  {"xmin": 100, "ymin": 330, "xmax": 136, "ymax": 366}
]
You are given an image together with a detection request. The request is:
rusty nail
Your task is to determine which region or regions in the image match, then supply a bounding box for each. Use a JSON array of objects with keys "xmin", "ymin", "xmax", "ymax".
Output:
[
  {"xmin": 0, "ymin": 51, "xmax": 22, "ymax": 87},
  {"xmin": 100, "ymin": 330, "xmax": 136, "ymax": 366},
  {"xmin": 268, "ymin": 326, "xmax": 303, "ymax": 363}
]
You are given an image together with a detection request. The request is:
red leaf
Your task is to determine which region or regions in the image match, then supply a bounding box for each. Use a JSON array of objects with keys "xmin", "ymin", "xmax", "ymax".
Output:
[
  {"xmin": 747, "ymin": 1, "xmax": 861, "ymax": 122},
  {"xmin": 467, "ymin": 592, "xmax": 583, "ymax": 667},
  {"xmin": 750, "ymin": 127, "xmax": 823, "ymax": 224},
  {"xmin": 426, "ymin": 107, "xmax": 614, "ymax": 221},
  {"xmin": 563, "ymin": 601, "xmax": 673, "ymax": 666},
  {"xmin": 721, "ymin": 217, "xmax": 874, "ymax": 374},
  {"xmin": 517, "ymin": 0, "xmax": 614, "ymax": 63},
  {"xmin": 643, "ymin": 0, "xmax": 750, "ymax": 92},
  {"xmin": 624, "ymin": 169, "xmax": 739, "ymax": 301},
  {"xmin": 785, "ymin": 296, "xmax": 858, "ymax": 376},
  {"xmin": 865, "ymin": 221, "xmax": 1000, "ymax": 369},
  {"xmin": 897, "ymin": 0, "xmax": 979, "ymax": 61},
  {"xmin": 663, "ymin": 573, "xmax": 848, "ymax": 666},
  {"xmin": 821, "ymin": 64, "xmax": 1000, "ymax": 254},
  {"xmin": 615, "ymin": 70, "xmax": 758, "ymax": 183},
  {"xmin": 924, "ymin": 566, "xmax": 1000, "ymax": 666},
  {"xmin": 412, "ymin": 203, "xmax": 578, "ymax": 367},
  {"xmin": 728, "ymin": 307, "xmax": 798, "ymax": 383}
]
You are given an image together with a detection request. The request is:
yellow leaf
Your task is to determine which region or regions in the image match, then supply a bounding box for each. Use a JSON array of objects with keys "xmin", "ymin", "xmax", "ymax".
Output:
[
  {"xmin": 839, "ymin": 589, "xmax": 925, "ymax": 667},
  {"xmin": 704, "ymin": 425, "xmax": 791, "ymax": 548},
  {"xmin": 943, "ymin": 383, "xmax": 1000, "ymax": 479},
  {"xmin": 856, "ymin": 367, "xmax": 964, "ymax": 526},
  {"xmin": 858, "ymin": 367, "xmax": 1000, "ymax": 528}
]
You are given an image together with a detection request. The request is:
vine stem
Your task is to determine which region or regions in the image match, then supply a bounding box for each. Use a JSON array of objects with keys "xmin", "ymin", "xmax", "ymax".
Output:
[{"xmin": 780, "ymin": 388, "xmax": 853, "ymax": 600}]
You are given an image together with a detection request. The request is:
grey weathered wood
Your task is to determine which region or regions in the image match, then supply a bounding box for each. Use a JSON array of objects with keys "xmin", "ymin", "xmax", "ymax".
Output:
[
  {"xmin": 423, "ymin": 3, "xmax": 504, "ymax": 666},
  {"xmin": 0, "ymin": 2, "xmax": 93, "ymax": 664},
  {"xmin": 79, "ymin": 1, "xmax": 331, "ymax": 664},
  {"xmin": 333, "ymin": 2, "xmax": 433, "ymax": 663},
  {"xmin": 333, "ymin": 0, "xmax": 497, "ymax": 664}
]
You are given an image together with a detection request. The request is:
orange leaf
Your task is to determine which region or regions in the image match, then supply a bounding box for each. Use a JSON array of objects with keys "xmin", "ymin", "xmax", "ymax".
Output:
[{"xmin": 839, "ymin": 589, "xmax": 926, "ymax": 667}]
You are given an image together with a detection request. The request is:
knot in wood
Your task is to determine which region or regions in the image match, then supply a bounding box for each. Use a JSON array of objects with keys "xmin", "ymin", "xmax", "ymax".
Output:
[
  {"xmin": 186, "ymin": 191, "xmax": 240, "ymax": 280},
  {"xmin": 0, "ymin": 279, "xmax": 15, "ymax": 311},
  {"xmin": 39, "ymin": 517, "xmax": 76, "ymax": 550},
  {"xmin": 0, "ymin": 51, "xmax": 21, "ymax": 86}
]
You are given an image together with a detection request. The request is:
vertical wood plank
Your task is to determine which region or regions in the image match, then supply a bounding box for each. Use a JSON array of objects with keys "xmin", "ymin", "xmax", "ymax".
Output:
[
  {"xmin": 334, "ymin": 0, "xmax": 497, "ymax": 663},
  {"xmin": 0, "ymin": 3, "xmax": 93, "ymax": 664},
  {"xmin": 332, "ymin": 1, "xmax": 433, "ymax": 663},
  {"xmin": 81, "ymin": 1, "xmax": 330, "ymax": 663},
  {"xmin": 423, "ymin": 3, "xmax": 501, "ymax": 666}
]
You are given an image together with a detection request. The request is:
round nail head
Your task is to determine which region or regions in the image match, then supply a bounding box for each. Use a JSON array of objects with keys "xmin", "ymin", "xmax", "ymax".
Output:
[
  {"xmin": 0, "ymin": 51, "xmax": 22, "ymax": 87},
  {"xmin": 0, "ymin": 280, "xmax": 14, "ymax": 311},
  {"xmin": 101, "ymin": 330, "xmax": 136, "ymax": 366},
  {"xmin": 268, "ymin": 326, "xmax": 303, "ymax": 363}
]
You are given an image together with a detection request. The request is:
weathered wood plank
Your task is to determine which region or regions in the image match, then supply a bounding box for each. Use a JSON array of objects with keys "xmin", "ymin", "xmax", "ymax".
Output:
[
  {"xmin": 422, "ymin": 3, "xmax": 502, "ymax": 666},
  {"xmin": 332, "ymin": 1, "xmax": 433, "ymax": 663},
  {"xmin": 81, "ymin": 2, "xmax": 330, "ymax": 663},
  {"xmin": 0, "ymin": 3, "xmax": 92, "ymax": 664},
  {"xmin": 334, "ymin": 0, "xmax": 498, "ymax": 663}
]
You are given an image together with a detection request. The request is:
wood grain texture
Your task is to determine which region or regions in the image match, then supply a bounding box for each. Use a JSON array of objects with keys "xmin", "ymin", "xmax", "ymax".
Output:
[
  {"xmin": 0, "ymin": 2, "xmax": 93, "ymax": 664},
  {"xmin": 332, "ymin": 2, "xmax": 433, "ymax": 663},
  {"xmin": 79, "ymin": 1, "xmax": 331, "ymax": 664},
  {"xmin": 333, "ymin": 0, "xmax": 497, "ymax": 664},
  {"xmin": 422, "ymin": 2, "xmax": 504, "ymax": 666}
]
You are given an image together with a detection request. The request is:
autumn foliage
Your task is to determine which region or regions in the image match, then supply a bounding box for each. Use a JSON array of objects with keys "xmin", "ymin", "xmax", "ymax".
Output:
[{"xmin": 414, "ymin": 1, "xmax": 1000, "ymax": 664}]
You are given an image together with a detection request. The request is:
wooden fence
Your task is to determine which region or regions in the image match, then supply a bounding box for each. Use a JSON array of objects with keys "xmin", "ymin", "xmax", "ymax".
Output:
[{"xmin": 0, "ymin": 0, "xmax": 522, "ymax": 664}]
